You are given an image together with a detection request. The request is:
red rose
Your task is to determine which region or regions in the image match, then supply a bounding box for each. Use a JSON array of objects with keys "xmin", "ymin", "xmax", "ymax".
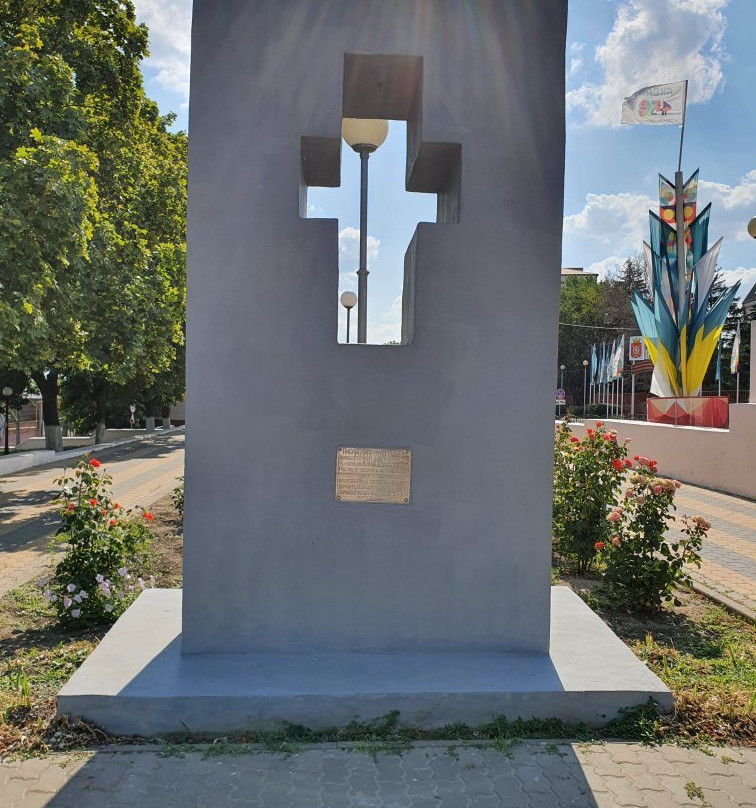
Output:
[
  {"xmin": 66, "ymin": 503, "xmax": 75, "ymax": 512},
  {"xmin": 611, "ymin": 459, "xmax": 623, "ymax": 470},
  {"xmin": 594, "ymin": 541, "xmax": 605, "ymax": 550},
  {"xmin": 595, "ymin": 421, "xmax": 603, "ymax": 427},
  {"xmin": 100, "ymin": 509, "xmax": 106, "ymax": 515},
  {"xmin": 624, "ymin": 459, "xmax": 632, "ymax": 468},
  {"xmin": 142, "ymin": 512, "xmax": 154, "ymax": 521},
  {"xmin": 113, "ymin": 503, "xmax": 120, "ymax": 509},
  {"xmin": 109, "ymin": 518, "xmax": 116, "ymax": 526},
  {"xmin": 89, "ymin": 498, "xmax": 97, "ymax": 506},
  {"xmin": 88, "ymin": 458, "xmax": 101, "ymax": 468},
  {"xmin": 570, "ymin": 436, "xmax": 579, "ymax": 443},
  {"xmin": 633, "ymin": 455, "xmax": 639, "ymax": 461}
]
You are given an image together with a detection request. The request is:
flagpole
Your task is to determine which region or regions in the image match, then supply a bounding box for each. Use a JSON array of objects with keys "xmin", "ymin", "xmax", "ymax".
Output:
[
  {"xmin": 736, "ymin": 372, "xmax": 740, "ymax": 404},
  {"xmin": 674, "ymin": 80, "xmax": 689, "ymax": 315},
  {"xmin": 631, "ymin": 372, "xmax": 636, "ymax": 419}
]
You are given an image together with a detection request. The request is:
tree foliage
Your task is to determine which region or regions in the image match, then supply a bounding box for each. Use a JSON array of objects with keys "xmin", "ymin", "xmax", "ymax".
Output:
[{"xmin": 0, "ymin": 1, "xmax": 186, "ymax": 443}]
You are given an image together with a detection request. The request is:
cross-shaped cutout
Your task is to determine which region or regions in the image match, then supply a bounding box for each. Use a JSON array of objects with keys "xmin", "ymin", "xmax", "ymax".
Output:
[{"xmin": 300, "ymin": 55, "xmax": 461, "ymax": 345}]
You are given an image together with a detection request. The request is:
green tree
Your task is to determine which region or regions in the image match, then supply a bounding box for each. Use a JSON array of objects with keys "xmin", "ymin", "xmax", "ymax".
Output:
[{"xmin": 1, "ymin": 2, "xmax": 186, "ymax": 446}]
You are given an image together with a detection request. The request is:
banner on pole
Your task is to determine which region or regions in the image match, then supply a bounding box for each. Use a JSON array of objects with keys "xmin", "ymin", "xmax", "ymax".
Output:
[
  {"xmin": 629, "ymin": 336, "xmax": 648, "ymax": 362},
  {"xmin": 621, "ymin": 81, "xmax": 686, "ymax": 125}
]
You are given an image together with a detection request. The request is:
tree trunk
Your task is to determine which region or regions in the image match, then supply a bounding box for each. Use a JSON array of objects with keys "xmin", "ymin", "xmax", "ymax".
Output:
[
  {"xmin": 93, "ymin": 375, "xmax": 107, "ymax": 444},
  {"xmin": 161, "ymin": 406, "xmax": 172, "ymax": 430},
  {"xmin": 32, "ymin": 370, "xmax": 62, "ymax": 451}
]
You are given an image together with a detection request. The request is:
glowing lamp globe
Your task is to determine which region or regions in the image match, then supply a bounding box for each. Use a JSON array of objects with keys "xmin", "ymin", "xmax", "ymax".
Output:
[{"xmin": 342, "ymin": 118, "xmax": 388, "ymax": 153}]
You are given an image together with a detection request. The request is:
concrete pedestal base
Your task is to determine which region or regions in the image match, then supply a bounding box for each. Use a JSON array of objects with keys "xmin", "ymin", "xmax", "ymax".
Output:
[{"xmin": 58, "ymin": 587, "xmax": 673, "ymax": 736}]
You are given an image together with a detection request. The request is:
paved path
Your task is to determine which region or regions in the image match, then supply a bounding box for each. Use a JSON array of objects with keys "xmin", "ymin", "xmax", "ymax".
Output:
[
  {"xmin": 0, "ymin": 432, "xmax": 184, "ymax": 597},
  {"xmin": 1, "ymin": 742, "xmax": 754, "ymax": 807},
  {"xmin": 672, "ymin": 483, "xmax": 756, "ymax": 617}
]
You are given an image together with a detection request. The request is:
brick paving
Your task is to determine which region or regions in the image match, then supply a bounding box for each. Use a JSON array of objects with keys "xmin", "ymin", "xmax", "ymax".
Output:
[
  {"xmin": 0, "ymin": 432, "xmax": 185, "ymax": 597},
  {"xmin": 0, "ymin": 742, "xmax": 754, "ymax": 808},
  {"xmin": 672, "ymin": 483, "xmax": 756, "ymax": 617}
]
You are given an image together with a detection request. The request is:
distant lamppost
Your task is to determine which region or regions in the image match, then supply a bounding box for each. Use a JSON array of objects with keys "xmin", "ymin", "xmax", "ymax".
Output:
[
  {"xmin": 748, "ymin": 216, "xmax": 756, "ymax": 239},
  {"xmin": 342, "ymin": 118, "xmax": 389, "ymax": 344},
  {"xmin": 2, "ymin": 386, "xmax": 12, "ymax": 455},
  {"xmin": 559, "ymin": 364, "xmax": 565, "ymax": 391},
  {"xmin": 340, "ymin": 291, "xmax": 358, "ymax": 343},
  {"xmin": 582, "ymin": 359, "xmax": 589, "ymax": 413}
]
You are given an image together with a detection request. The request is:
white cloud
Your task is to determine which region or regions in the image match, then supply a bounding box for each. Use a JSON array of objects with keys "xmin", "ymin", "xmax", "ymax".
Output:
[
  {"xmin": 721, "ymin": 267, "xmax": 756, "ymax": 297},
  {"xmin": 586, "ymin": 256, "xmax": 626, "ymax": 281},
  {"xmin": 133, "ymin": 0, "xmax": 193, "ymax": 98},
  {"xmin": 569, "ymin": 42, "xmax": 585, "ymax": 76},
  {"xmin": 563, "ymin": 192, "xmax": 655, "ymax": 254},
  {"xmin": 338, "ymin": 227, "xmax": 380, "ymax": 262},
  {"xmin": 700, "ymin": 170, "xmax": 756, "ymax": 212},
  {"xmin": 567, "ymin": 0, "xmax": 728, "ymax": 127}
]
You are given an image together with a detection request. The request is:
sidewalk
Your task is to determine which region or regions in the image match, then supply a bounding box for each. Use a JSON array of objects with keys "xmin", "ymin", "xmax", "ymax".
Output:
[
  {"xmin": 673, "ymin": 483, "xmax": 756, "ymax": 619},
  {"xmin": 0, "ymin": 432, "xmax": 185, "ymax": 597},
  {"xmin": 1, "ymin": 742, "xmax": 754, "ymax": 808}
]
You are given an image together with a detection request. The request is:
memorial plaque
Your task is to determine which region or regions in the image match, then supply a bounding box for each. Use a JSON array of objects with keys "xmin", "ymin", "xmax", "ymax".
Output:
[{"xmin": 335, "ymin": 447, "xmax": 411, "ymax": 504}]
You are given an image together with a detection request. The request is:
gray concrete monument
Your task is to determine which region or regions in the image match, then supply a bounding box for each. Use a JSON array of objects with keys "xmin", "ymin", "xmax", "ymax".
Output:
[{"xmin": 59, "ymin": 0, "xmax": 672, "ymax": 734}]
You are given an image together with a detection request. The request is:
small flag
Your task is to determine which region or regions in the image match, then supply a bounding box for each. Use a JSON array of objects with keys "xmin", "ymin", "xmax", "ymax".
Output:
[
  {"xmin": 715, "ymin": 337, "xmax": 721, "ymax": 382},
  {"xmin": 615, "ymin": 335, "xmax": 625, "ymax": 378},
  {"xmin": 621, "ymin": 81, "xmax": 687, "ymax": 125},
  {"xmin": 730, "ymin": 322, "xmax": 741, "ymax": 375},
  {"xmin": 590, "ymin": 343, "xmax": 598, "ymax": 384}
]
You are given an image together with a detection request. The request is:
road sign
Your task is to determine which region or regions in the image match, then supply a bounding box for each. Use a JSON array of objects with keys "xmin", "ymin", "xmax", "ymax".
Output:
[{"xmin": 556, "ymin": 388, "xmax": 566, "ymax": 400}]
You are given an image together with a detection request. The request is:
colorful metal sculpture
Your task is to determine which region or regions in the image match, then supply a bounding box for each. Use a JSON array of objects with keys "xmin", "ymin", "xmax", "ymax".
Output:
[{"xmin": 630, "ymin": 171, "xmax": 740, "ymax": 398}]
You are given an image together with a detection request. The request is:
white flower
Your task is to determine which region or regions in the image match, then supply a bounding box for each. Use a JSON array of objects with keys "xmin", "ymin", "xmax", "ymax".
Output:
[
  {"xmin": 50, "ymin": 594, "xmax": 58, "ymax": 603},
  {"xmin": 104, "ymin": 603, "xmax": 113, "ymax": 612},
  {"xmin": 137, "ymin": 578, "xmax": 145, "ymax": 590},
  {"xmin": 79, "ymin": 590, "xmax": 88, "ymax": 599},
  {"xmin": 63, "ymin": 597, "xmax": 72, "ymax": 609},
  {"xmin": 74, "ymin": 594, "xmax": 82, "ymax": 603},
  {"xmin": 95, "ymin": 574, "xmax": 104, "ymax": 583},
  {"xmin": 37, "ymin": 578, "xmax": 47, "ymax": 588},
  {"xmin": 149, "ymin": 575, "xmax": 155, "ymax": 588},
  {"xmin": 66, "ymin": 583, "xmax": 76, "ymax": 593},
  {"xmin": 71, "ymin": 609, "xmax": 81, "ymax": 618},
  {"xmin": 118, "ymin": 567, "xmax": 127, "ymax": 577},
  {"xmin": 117, "ymin": 592, "xmax": 124, "ymax": 600}
]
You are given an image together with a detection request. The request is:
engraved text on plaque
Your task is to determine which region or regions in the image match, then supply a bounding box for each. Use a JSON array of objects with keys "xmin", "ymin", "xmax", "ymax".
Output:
[{"xmin": 335, "ymin": 447, "xmax": 411, "ymax": 504}]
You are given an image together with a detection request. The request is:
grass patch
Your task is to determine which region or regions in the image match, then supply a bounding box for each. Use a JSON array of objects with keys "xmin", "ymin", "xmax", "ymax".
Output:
[{"xmin": 559, "ymin": 574, "xmax": 756, "ymax": 747}]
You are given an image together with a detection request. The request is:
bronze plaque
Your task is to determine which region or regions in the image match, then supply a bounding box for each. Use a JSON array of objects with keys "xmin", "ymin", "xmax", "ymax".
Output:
[{"xmin": 335, "ymin": 447, "xmax": 411, "ymax": 504}]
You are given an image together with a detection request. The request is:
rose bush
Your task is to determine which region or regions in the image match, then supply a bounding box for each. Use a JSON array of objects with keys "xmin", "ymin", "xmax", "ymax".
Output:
[
  {"xmin": 598, "ymin": 458, "xmax": 706, "ymax": 611},
  {"xmin": 552, "ymin": 422, "xmax": 629, "ymax": 572},
  {"xmin": 39, "ymin": 457, "xmax": 154, "ymax": 627}
]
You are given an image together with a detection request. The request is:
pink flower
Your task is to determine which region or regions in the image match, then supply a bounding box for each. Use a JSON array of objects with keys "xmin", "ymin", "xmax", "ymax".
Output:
[
  {"xmin": 652, "ymin": 485, "xmax": 662, "ymax": 495},
  {"xmin": 63, "ymin": 597, "xmax": 72, "ymax": 609},
  {"xmin": 607, "ymin": 511, "xmax": 621, "ymax": 523},
  {"xmin": 611, "ymin": 536, "xmax": 621, "ymax": 547}
]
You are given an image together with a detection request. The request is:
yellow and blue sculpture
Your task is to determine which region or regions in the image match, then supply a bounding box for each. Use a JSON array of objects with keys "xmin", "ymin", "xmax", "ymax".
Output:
[{"xmin": 631, "ymin": 171, "xmax": 740, "ymax": 398}]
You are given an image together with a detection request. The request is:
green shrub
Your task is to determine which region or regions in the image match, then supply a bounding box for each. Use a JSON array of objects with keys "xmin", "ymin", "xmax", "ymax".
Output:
[
  {"xmin": 39, "ymin": 457, "xmax": 154, "ymax": 627},
  {"xmin": 598, "ymin": 457, "xmax": 706, "ymax": 610},
  {"xmin": 552, "ymin": 422, "xmax": 629, "ymax": 572},
  {"xmin": 172, "ymin": 475, "xmax": 184, "ymax": 519}
]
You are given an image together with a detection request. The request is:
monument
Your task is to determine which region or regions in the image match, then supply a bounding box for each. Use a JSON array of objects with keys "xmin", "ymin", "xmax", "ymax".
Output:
[{"xmin": 59, "ymin": 0, "xmax": 671, "ymax": 734}]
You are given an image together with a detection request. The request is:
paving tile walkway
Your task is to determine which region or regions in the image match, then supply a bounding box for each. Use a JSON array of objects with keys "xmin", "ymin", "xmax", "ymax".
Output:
[
  {"xmin": 671, "ymin": 483, "xmax": 756, "ymax": 617},
  {"xmin": 0, "ymin": 742, "xmax": 754, "ymax": 808},
  {"xmin": 0, "ymin": 432, "xmax": 185, "ymax": 597}
]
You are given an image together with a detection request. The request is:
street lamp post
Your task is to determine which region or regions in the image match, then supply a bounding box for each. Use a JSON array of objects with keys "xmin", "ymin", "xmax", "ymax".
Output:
[
  {"xmin": 2, "ymin": 387, "xmax": 12, "ymax": 455},
  {"xmin": 340, "ymin": 291, "xmax": 357, "ymax": 343},
  {"xmin": 748, "ymin": 216, "xmax": 756, "ymax": 239},
  {"xmin": 559, "ymin": 364, "xmax": 565, "ymax": 391},
  {"xmin": 582, "ymin": 359, "xmax": 589, "ymax": 414},
  {"xmin": 342, "ymin": 118, "xmax": 388, "ymax": 344}
]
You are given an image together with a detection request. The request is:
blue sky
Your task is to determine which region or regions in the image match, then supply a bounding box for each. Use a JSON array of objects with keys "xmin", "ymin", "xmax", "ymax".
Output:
[{"xmin": 134, "ymin": 0, "xmax": 756, "ymax": 343}]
